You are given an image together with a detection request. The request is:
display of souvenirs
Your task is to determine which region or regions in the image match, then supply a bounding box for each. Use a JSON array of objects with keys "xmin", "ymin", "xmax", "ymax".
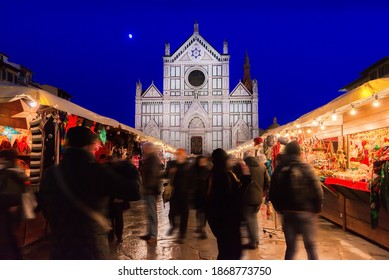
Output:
[{"xmin": 349, "ymin": 127, "xmax": 389, "ymax": 163}]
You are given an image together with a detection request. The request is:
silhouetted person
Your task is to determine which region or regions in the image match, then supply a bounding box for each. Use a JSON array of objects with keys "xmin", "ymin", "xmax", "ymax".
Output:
[
  {"xmin": 167, "ymin": 148, "xmax": 190, "ymax": 243},
  {"xmin": 139, "ymin": 142, "xmax": 161, "ymax": 246},
  {"xmin": 39, "ymin": 126, "xmax": 139, "ymax": 259},
  {"xmin": 0, "ymin": 149, "xmax": 27, "ymax": 259},
  {"xmin": 242, "ymin": 152, "xmax": 270, "ymax": 249},
  {"xmin": 206, "ymin": 149, "xmax": 250, "ymax": 260},
  {"xmin": 107, "ymin": 155, "xmax": 141, "ymax": 244},
  {"xmin": 270, "ymin": 141, "xmax": 323, "ymax": 260},
  {"xmin": 190, "ymin": 155, "xmax": 210, "ymax": 239}
]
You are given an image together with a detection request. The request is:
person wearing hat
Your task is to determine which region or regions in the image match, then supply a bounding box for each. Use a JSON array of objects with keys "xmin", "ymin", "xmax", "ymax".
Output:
[
  {"xmin": 269, "ymin": 140, "xmax": 323, "ymax": 260},
  {"xmin": 39, "ymin": 126, "xmax": 141, "ymax": 259},
  {"xmin": 242, "ymin": 151, "xmax": 270, "ymax": 249}
]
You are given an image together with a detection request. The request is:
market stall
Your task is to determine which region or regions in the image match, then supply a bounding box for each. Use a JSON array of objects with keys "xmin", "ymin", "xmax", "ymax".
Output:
[
  {"xmin": 231, "ymin": 78, "xmax": 389, "ymax": 249},
  {"xmin": 0, "ymin": 83, "xmax": 165, "ymax": 246}
]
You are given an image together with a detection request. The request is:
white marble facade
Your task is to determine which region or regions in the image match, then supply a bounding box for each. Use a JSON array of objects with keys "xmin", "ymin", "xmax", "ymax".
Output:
[{"xmin": 135, "ymin": 22, "xmax": 259, "ymax": 155}]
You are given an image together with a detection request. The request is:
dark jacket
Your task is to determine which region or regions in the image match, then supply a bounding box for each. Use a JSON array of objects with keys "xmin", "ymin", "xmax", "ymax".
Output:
[
  {"xmin": 206, "ymin": 169, "xmax": 249, "ymax": 238},
  {"xmin": 139, "ymin": 153, "xmax": 161, "ymax": 195},
  {"xmin": 39, "ymin": 147, "xmax": 139, "ymax": 260},
  {"xmin": 243, "ymin": 156, "xmax": 270, "ymax": 205},
  {"xmin": 269, "ymin": 155, "xmax": 323, "ymax": 214},
  {"xmin": 0, "ymin": 167, "xmax": 25, "ymax": 260},
  {"xmin": 190, "ymin": 165, "xmax": 211, "ymax": 209},
  {"xmin": 170, "ymin": 161, "xmax": 190, "ymax": 209}
]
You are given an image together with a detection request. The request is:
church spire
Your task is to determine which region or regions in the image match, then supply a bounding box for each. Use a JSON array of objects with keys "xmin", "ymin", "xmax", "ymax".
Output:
[
  {"xmin": 194, "ymin": 20, "xmax": 199, "ymax": 33},
  {"xmin": 242, "ymin": 50, "xmax": 253, "ymax": 93}
]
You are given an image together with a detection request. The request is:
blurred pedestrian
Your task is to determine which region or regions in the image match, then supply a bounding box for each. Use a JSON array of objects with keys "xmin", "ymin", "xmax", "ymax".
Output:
[
  {"xmin": 269, "ymin": 140, "xmax": 323, "ymax": 260},
  {"xmin": 0, "ymin": 149, "xmax": 27, "ymax": 259},
  {"xmin": 242, "ymin": 152, "xmax": 270, "ymax": 249},
  {"xmin": 190, "ymin": 155, "xmax": 210, "ymax": 239},
  {"xmin": 39, "ymin": 126, "xmax": 140, "ymax": 259},
  {"xmin": 138, "ymin": 142, "xmax": 161, "ymax": 246},
  {"xmin": 107, "ymin": 155, "xmax": 142, "ymax": 244},
  {"xmin": 167, "ymin": 148, "xmax": 190, "ymax": 243},
  {"xmin": 206, "ymin": 149, "xmax": 250, "ymax": 260}
]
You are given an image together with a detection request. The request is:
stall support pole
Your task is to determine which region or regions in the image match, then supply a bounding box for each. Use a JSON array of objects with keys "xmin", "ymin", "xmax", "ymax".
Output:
[{"xmin": 341, "ymin": 194, "xmax": 347, "ymax": 231}]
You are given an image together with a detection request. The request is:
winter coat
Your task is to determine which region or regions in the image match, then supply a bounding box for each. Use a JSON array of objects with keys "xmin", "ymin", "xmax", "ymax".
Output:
[
  {"xmin": 206, "ymin": 169, "xmax": 249, "ymax": 238},
  {"xmin": 190, "ymin": 165, "xmax": 211, "ymax": 209},
  {"xmin": 0, "ymin": 167, "xmax": 26, "ymax": 260},
  {"xmin": 39, "ymin": 147, "xmax": 139, "ymax": 260},
  {"xmin": 139, "ymin": 153, "xmax": 161, "ymax": 195},
  {"xmin": 269, "ymin": 155, "xmax": 323, "ymax": 214},
  {"xmin": 243, "ymin": 157, "xmax": 270, "ymax": 205},
  {"xmin": 170, "ymin": 161, "xmax": 190, "ymax": 211}
]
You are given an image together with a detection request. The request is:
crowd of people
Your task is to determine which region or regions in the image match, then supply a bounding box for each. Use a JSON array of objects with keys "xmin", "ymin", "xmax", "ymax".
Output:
[{"xmin": 0, "ymin": 125, "xmax": 323, "ymax": 260}]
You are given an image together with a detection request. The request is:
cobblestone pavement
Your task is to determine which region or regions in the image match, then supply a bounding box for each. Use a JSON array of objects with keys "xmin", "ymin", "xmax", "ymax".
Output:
[{"xmin": 23, "ymin": 196, "xmax": 389, "ymax": 260}]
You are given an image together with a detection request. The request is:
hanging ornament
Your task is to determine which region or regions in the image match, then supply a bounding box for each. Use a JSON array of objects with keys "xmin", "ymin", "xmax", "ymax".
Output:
[
  {"xmin": 11, "ymin": 99, "xmax": 40, "ymax": 129},
  {"xmin": 99, "ymin": 128, "xmax": 107, "ymax": 145},
  {"xmin": 0, "ymin": 126, "xmax": 21, "ymax": 141}
]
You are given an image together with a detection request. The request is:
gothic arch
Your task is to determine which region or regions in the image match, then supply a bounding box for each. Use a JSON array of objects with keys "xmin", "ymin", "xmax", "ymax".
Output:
[
  {"xmin": 182, "ymin": 111, "xmax": 209, "ymax": 129},
  {"xmin": 189, "ymin": 117, "xmax": 205, "ymax": 129}
]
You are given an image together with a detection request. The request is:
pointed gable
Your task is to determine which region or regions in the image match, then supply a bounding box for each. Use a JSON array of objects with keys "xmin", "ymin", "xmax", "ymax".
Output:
[
  {"xmin": 230, "ymin": 82, "xmax": 252, "ymax": 97},
  {"xmin": 165, "ymin": 32, "xmax": 228, "ymax": 64},
  {"xmin": 142, "ymin": 84, "xmax": 163, "ymax": 98}
]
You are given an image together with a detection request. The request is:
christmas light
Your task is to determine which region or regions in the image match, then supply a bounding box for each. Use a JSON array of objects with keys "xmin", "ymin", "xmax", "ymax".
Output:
[
  {"xmin": 331, "ymin": 111, "xmax": 338, "ymax": 121},
  {"xmin": 350, "ymin": 104, "xmax": 356, "ymax": 115},
  {"xmin": 373, "ymin": 94, "xmax": 380, "ymax": 107}
]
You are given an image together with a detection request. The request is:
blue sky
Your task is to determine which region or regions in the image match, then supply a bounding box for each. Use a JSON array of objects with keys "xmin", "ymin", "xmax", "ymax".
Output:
[{"xmin": 2, "ymin": 1, "xmax": 389, "ymax": 129}]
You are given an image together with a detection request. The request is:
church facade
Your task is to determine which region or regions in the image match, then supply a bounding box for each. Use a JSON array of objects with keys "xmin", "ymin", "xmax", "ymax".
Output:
[{"xmin": 135, "ymin": 22, "xmax": 259, "ymax": 155}]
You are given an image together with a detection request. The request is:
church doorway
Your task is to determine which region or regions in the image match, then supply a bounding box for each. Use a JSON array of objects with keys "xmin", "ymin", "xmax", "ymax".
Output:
[{"xmin": 190, "ymin": 136, "xmax": 203, "ymax": 155}]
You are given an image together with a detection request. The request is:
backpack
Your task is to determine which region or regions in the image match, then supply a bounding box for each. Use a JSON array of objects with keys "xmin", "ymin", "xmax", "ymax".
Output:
[{"xmin": 269, "ymin": 163, "xmax": 311, "ymax": 213}]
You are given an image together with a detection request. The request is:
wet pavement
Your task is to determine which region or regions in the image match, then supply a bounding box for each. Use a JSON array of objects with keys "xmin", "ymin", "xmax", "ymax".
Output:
[{"xmin": 23, "ymin": 196, "xmax": 389, "ymax": 260}]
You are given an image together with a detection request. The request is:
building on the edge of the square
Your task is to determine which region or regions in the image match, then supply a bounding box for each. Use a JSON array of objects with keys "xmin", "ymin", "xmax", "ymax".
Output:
[{"xmin": 135, "ymin": 22, "xmax": 260, "ymax": 155}]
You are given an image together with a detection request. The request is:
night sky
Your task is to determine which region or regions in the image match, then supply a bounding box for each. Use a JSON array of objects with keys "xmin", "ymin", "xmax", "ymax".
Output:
[{"xmin": 2, "ymin": 1, "xmax": 389, "ymax": 130}]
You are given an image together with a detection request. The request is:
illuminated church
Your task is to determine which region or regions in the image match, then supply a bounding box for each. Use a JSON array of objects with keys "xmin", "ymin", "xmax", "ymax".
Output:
[{"xmin": 135, "ymin": 22, "xmax": 259, "ymax": 155}]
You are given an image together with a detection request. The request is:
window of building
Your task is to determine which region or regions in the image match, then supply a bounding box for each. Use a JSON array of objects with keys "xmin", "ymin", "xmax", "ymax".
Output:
[
  {"xmin": 184, "ymin": 91, "xmax": 194, "ymax": 96},
  {"xmin": 170, "ymin": 79, "xmax": 181, "ymax": 90},
  {"xmin": 212, "ymin": 131, "xmax": 223, "ymax": 150},
  {"xmin": 212, "ymin": 65, "xmax": 222, "ymax": 76},
  {"xmin": 243, "ymin": 114, "xmax": 252, "ymax": 126},
  {"xmin": 7, "ymin": 72, "xmax": 14, "ymax": 83},
  {"xmin": 230, "ymin": 101, "xmax": 252, "ymax": 113},
  {"xmin": 170, "ymin": 66, "xmax": 181, "ymax": 77},
  {"xmin": 198, "ymin": 91, "xmax": 208, "ymax": 96},
  {"xmin": 184, "ymin": 102, "xmax": 192, "ymax": 113},
  {"xmin": 170, "ymin": 131, "xmax": 180, "ymax": 147},
  {"xmin": 212, "ymin": 91, "xmax": 222, "ymax": 96},
  {"xmin": 212, "ymin": 102, "xmax": 222, "ymax": 113},
  {"xmin": 212, "ymin": 115, "xmax": 222, "ymax": 126},
  {"xmin": 155, "ymin": 115, "xmax": 163, "ymax": 126},
  {"xmin": 170, "ymin": 115, "xmax": 180, "ymax": 127},
  {"xmin": 170, "ymin": 91, "xmax": 181, "ymax": 96},
  {"xmin": 141, "ymin": 116, "xmax": 151, "ymax": 127},
  {"xmin": 229, "ymin": 115, "xmax": 239, "ymax": 126},
  {"xmin": 170, "ymin": 102, "xmax": 180, "ymax": 113},
  {"xmin": 212, "ymin": 78, "xmax": 222, "ymax": 89}
]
